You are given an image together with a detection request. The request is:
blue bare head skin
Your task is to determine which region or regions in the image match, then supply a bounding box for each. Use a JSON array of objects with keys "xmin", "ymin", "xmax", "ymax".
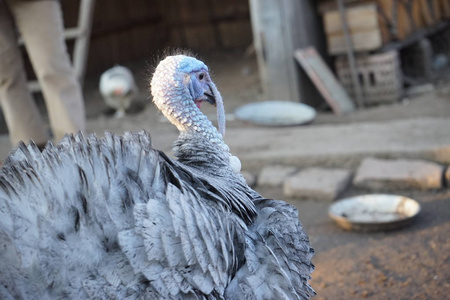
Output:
[
  {"xmin": 176, "ymin": 55, "xmax": 208, "ymax": 74},
  {"xmin": 151, "ymin": 55, "xmax": 227, "ymax": 147}
]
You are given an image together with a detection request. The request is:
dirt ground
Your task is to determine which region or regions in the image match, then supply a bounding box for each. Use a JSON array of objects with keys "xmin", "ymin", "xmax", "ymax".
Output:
[
  {"xmin": 261, "ymin": 186, "xmax": 450, "ymax": 300},
  {"xmin": 1, "ymin": 51, "xmax": 449, "ymax": 299}
]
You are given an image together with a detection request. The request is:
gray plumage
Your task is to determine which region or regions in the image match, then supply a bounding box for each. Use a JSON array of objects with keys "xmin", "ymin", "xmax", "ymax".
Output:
[{"xmin": 0, "ymin": 54, "xmax": 315, "ymax": 299}]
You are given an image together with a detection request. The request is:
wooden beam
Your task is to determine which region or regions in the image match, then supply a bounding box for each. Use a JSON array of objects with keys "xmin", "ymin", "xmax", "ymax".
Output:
[
  {"xmin": 72, "ymin": 0, "xmax": 96, "ymax": 84},
  {"xmin": 336, "ymin": 0, "xmax": 365, "ymax": 107},
  {"xmin": 295, "ymin": 47, "xmax": 355, "ymax": 114},
  {"xmin": 249, "ymin": 0, "xmax": 326, "ymax": 106}
]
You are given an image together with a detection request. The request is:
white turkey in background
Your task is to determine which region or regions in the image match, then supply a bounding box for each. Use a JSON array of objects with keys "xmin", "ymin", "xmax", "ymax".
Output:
[{"xmin": 99, "ymin": 65, "xmax": 138, "ymax": 118}]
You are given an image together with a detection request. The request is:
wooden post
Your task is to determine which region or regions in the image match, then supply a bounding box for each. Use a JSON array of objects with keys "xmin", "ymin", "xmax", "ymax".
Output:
[
  {"xmin": 72, "ymin": 0, "xmax": 96, "ymax": 85},
  {"xmin": 249, "ymin": 0, "xmax": 326, "ymax": 106},
  {"xmin": 26, "ymin": 0, "xmax": 95, "ymax": 92},
  {"xmin": 336, "ymin": 0, "xmax": 364, "ymax": 107}
]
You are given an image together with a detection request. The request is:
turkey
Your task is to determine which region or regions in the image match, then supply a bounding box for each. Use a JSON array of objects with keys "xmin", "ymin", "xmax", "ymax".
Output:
[
  {"xmin": 0, "ymin": 53, "xmax": 315, "ymax": 299},
  {"xmin": 100, "ymin": 65, "xmax": 138, "ymax": 118}
]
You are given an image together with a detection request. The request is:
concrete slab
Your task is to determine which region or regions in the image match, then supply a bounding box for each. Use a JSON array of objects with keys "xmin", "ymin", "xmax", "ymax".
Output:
[
  {"xmin": 353, "ymin": 157, "xmax": 444, "ymax": 190},
  {"xmin": 2, "ymin": 114, "xmax": 449, "ymax": 177},
  {"xmin": 258, "ymin": 165, "xmax": 298, "ymax": 187},
  {"xmin": 226, "ymin": 118, "xmax": 450, "ymax": 171},
  {"xmin": 283, "ymin": 167, "xmax": 352, "ymax": 201}
]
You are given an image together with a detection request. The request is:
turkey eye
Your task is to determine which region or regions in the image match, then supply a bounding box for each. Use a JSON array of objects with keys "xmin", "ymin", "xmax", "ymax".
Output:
[{"xmin": 199, "ymin": 73, "xmax": 205, "ymax": 80}]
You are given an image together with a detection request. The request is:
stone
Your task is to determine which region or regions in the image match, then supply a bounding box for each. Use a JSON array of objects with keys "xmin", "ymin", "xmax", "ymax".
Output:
[
  {"xmin": 283, "ymin": 167, "xmax": 352, "ymax": 201},
  {"xmin": 353, "ymin": 157, "xmax": 444, "ymax": 190},
  {"xmin": 258, "ymin": 165, "xmax": 298, "ymax": 187},
  {"xmin": 241, "ymin": 171, "xmax": 256, "ymax": 187}
]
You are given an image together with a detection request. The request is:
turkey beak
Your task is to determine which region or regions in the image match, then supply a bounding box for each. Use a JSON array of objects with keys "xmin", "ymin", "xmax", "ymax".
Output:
[
  {"xmin": 203, "ymin": 83, "xmax": 217, "ymax": 107},
  {"xmin": 203, "ymin": 92, "xmax": 216, "ymax": 106}
]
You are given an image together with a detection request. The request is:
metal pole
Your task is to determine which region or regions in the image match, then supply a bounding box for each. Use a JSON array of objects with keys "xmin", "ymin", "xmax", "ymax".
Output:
[{"xmin": 336, "ymin": 0, "xmax": 365, "ymax": 107}]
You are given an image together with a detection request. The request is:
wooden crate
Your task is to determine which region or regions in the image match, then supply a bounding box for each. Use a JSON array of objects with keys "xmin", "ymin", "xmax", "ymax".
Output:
[
  {"xmin": 335, "ymin": 50, "xmax": 403, "ymax": 104},
  {"xmin": 323, "ymin": 3, "xmax": 386, "ymax": 54},
  {"xmin": 377, "ymin": 0, "xmax": 425, "ymax": 40},
  {"xmin": 418, "ymin": 0, "xmax": 450, "ymax": 25},
  {"xmin": 320, "ymin": 0, "xmax": 447, "ymax": 54}
]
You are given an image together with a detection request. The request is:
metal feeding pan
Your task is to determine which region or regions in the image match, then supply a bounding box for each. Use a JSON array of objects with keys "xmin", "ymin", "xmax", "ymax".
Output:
[
  {"xmin": 328, "ymin": 194, "xmax": 421, "ymax": 232},
  {"xmin": 234, "ymin": 101, "xmax": 316, "ymax": 126}
]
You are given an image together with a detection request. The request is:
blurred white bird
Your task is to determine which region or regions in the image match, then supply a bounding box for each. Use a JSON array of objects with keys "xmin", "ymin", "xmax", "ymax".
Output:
[{"xmin": 100, "ymin": 65, "xmax": 138, "ymax": 118}]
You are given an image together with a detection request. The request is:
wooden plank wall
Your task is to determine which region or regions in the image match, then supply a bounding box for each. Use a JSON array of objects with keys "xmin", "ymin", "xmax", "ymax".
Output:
[
  {"xmin": 61, "ymin": 0, "xmax": 253, "ymax": 75},
  {"xmin": 249, "ymin": 0, "xmax": 327, "ymax": 107},
  {"xmin": 319, "ymin": 0, "xmax": 450, "ymax": 42},
  {"xmin": 324, "ymin": 4, "xmax": 385, "ymax": 54}
]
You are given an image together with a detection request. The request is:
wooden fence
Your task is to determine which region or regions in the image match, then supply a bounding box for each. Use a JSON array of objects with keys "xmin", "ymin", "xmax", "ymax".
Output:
[{"xmin": 61, "ymin": 0, "xmax": 253, "ymax": 75}]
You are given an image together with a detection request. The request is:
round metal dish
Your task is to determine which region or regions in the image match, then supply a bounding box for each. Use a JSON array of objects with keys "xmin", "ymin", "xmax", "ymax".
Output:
[
  {"xmin": 234, "ymin": 101, "xmax": 316, "ymax": 126},
  {"xmin": 329, "ymin": 194, "xmax": 421, "ymax": 232}
]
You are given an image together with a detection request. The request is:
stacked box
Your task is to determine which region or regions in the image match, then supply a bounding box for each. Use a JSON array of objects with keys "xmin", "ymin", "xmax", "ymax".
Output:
[
  {"xmin": 320, "ymin": 0, "xmax": 448, "ymax": 54},
  {"xmin": 335, "ymin": 50, "xmax": 403, "ymax": 104}
]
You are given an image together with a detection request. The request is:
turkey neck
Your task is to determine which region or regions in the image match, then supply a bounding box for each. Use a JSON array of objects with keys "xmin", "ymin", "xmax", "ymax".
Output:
[
  {"xmin": 172, "ymin": 133, "xmax": 232, "ymax": 175},
  {"xmin": 158, "ymin": 88, "xmax": 226, "ymax": 145},
  {"xmin": 152, "ymin": 73, "xmax": 231, "ymax": 163},
  {"xmin": 157, "ymin": 87, "xmax": 232, "ymax": 172}
]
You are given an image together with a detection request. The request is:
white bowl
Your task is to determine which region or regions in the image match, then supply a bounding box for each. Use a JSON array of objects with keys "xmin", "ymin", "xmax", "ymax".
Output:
[
  {"xmin": 234, "ymin": 101, "xmax": 316, "ymax": 126},
  {"xmin": 328, "ymin": 194, "xmax": 421, "ymax": 232}
]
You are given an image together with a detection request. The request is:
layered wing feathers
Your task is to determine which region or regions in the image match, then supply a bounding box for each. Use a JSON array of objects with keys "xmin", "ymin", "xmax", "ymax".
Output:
[
  {"xmin": 0, "ymin": 131, "xmax": 245, "ymax": 299},
  {"xmin": 225, "ymin": 199, "xmax": 315, "ymax": 300}
]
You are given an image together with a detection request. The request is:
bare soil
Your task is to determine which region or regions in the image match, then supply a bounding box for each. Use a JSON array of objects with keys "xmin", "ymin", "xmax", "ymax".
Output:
[{"xmin": 260, "ymin": 186, "xmax": 450, "ymax": 300}]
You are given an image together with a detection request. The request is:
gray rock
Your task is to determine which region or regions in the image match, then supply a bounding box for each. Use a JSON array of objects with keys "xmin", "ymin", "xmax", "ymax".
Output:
[
  {"xmin": 353, "ymin": 157, "xmax": 444, "ymax": 190},
  {"xmin": 241, "ymin": 170, "xmax": 256, "ymax": 187},
  {"xmin": 258, "ymin": 165, "xmax": 298, "ymax": 187},
  {"xmin": 283, "ymin": 167, "xmax": 352, "ymax": 201}
]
